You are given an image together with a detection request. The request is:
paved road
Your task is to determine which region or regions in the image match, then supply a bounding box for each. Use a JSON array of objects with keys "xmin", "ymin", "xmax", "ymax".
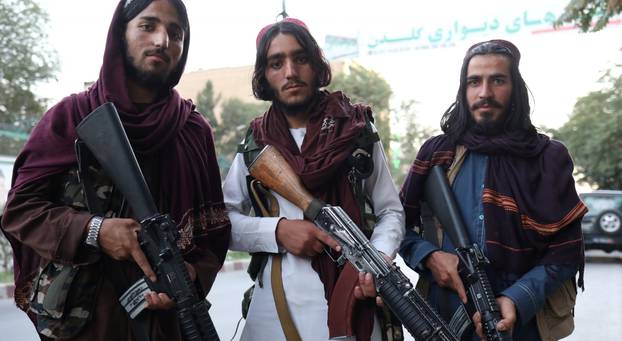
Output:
[
  {"xmin": 0, "ymin": 268, "xmax": 256, "ymax": 341},
  {"xmin": 0, "ymin": 298, "xmax": 38, "ymax": 340},
  {"xmin": 1, "ymin": 252, "xmax": 620, "ymax": 340},
  {"xmin": 565, "ymin": 250, "xmax": 622, "ymax": 340},
  {"xmin": 207, "ymin": 268, "xmax": 253, "ymax": 340}
]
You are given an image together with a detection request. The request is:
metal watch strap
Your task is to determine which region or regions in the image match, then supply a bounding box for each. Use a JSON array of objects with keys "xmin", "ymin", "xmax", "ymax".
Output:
[{"xmin": 85, "ymin": 215, "xmax": 104, "ymax": 249}]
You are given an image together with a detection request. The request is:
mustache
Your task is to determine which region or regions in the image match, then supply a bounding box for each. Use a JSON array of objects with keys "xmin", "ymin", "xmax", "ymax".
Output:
[
  {"xmin": 145, "ymin": 48, "xmax": 170, "ymax": 63},
  {"xmin": 281, "ymin": 80, "xmax": 308, "ymax": 91},
  {"xmin": 470, "ymin": 98, "xmax": 503, "ymax": 111}
]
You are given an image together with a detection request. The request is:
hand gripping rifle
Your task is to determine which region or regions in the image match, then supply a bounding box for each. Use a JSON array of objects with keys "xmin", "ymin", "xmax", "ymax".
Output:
[
  {"xmin": 76, "ymin": 103, "xmax": 219, "ymax": 341},
  {"xmin": 248, "ymin": 145, "xmax": 459, "ymax": 341},
  {"xmin": 424, "ymin": 165, "xmax": 512, "ymax": 341}
]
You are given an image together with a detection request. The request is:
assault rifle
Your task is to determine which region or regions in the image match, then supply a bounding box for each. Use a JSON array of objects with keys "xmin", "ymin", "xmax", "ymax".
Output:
[
  {"xmin": 76, "ymin": 103, "xmax": 219, "ymax": 341},
  {"xmin": 248, "ymin": 145, "xmax": 459, "ymax": 341},
  {"xmin": 424, "ymin": 165, "xmax": 512, "ymax": 341}
]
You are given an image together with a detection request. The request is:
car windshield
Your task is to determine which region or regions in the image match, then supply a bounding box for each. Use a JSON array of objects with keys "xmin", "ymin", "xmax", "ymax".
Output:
[{"xmin": 582, "ymin": 195, "xmax": 622, "ymax": 213}]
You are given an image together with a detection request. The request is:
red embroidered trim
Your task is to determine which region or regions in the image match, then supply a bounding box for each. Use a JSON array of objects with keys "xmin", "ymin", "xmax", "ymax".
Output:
[
  {"xmin": 548, "ymin": 237, "xmax": 584, "ymax": 249},
  {"xmin": 411, "ymin": 151, "xmax": 454, "ymax": 174},
  {"xmin": 521, "ymin": 202, "xmax": 588, "ymax": 236},
  {"xmin": 177, "ymin": 203, "xmax": 229, "ymax": 251},
  {"xmin": 485, "ymin": 240, "xmax": 534, "ymax": 252},
  {"xmin": 482, "ymin": 189, "xmax": 518, "ymax": 213},
  {"xmin": 482, "ymin": 189, "xmax": 588, "ymax": 236}
]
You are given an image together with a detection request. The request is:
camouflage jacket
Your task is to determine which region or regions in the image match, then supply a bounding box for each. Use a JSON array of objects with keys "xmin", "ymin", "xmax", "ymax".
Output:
[{"xmin": 29, "ymin": 165, "xmax": 115, "ymax": 339}]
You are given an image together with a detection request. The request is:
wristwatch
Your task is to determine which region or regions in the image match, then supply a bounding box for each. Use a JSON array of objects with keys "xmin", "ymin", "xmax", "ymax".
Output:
[{"xmin": 85, "ymin": 216, "xmax": 104, "ymax": 249}]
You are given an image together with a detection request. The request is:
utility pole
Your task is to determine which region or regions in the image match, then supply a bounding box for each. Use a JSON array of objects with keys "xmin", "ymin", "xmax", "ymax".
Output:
[{"xmin": 276, "ymin": 0, "xmax": 288, "ymax": 20}]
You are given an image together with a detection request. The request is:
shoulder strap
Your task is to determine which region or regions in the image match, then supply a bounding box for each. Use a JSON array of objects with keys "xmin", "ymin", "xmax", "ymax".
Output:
[
  {"xmin": 348, "ymin": 115, "xmax": 380, "ymax": 233},
  {"xmin": 238, "ymin": 125, "xmax": 264, "ymax": 169},
  {"xmin": 355, "ymin": 116, "xmax": 380, "ymax": 154},
  {"xmin": 447, "ymin": 145, "xmax": 468, "ymax": 184},
  {"xmin": 421, "ymin": 145, "xmax": 469, "ymax": 245},
  {"xmin": 271, "ymin": 254, "xmax": 302, "ymax": 341},
  {"xmin": 239, "ymin": 124, "xmax": 275, "ymax": 288},
  {"xmin": 237, "ymin": 125, "xmax": 301, "ymax": 339}
]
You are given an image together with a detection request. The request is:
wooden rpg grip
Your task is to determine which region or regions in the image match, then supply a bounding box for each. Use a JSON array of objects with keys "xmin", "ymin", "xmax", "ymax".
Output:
[{"xmin": 248, "ymin": 145, "xmax": 316, "ymax": 215}]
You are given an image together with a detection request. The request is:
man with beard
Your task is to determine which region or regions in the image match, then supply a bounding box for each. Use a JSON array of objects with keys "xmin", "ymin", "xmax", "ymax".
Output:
[
  {"xmin": 222, "ymin": 18, "xmax": 404, "ymax": 341},
  {"xmin": 0, "ymin": 1, "xmax": 230, "ymax": 340},
  {"xmin": 397, "ymin": 40, "xmax": 586, "ymax": 340}
]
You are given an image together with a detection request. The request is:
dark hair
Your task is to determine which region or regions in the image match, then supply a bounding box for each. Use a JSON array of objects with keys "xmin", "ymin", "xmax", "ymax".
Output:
[
  {"xmin": 252, "ymin": 21, "xmax": 331, "ymax": 101},
  {"xmin": 120, "ymin": 0, "xmax": 190, "ymax": 89},
  {"xmin": 440, "ymin": 40, "xmax": 535, "ymax": 142},
  {"xmin": 123, "ymin": 0, "xmax": 189, "ymax": 32}
]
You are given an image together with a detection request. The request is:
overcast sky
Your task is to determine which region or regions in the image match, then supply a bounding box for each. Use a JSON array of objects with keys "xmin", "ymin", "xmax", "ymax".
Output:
[{"xmin": 36, "ymin": 0, "xmax": 622, "ymax": 130}]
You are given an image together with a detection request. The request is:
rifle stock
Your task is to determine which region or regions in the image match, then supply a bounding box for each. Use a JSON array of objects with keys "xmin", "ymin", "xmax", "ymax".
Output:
[
  {"xmin": 249, "ymin": 145, "xmax": 324, "ymax": 220},
  {"xmin": 248, "ymin": 145, "xmax": 460, "ymax": 341},
  {"xmin": 424, "ymin": 165, "xmax": 512, "ymax": 341},
  {"xmin": 423, "ymin": 167, "xmax": 470, "ymax": 248},
  {"xmin": 76, "ymin": 102, "xmax": 219, "ymax": 341},
  {"xmin": 75, "ymin": 102, "xmax": 156, "ymax": 220}
]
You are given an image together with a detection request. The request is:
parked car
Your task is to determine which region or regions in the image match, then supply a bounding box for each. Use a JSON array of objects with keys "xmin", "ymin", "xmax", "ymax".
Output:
[{"xmin": 580, "ymin": 190, "xmax": 622, "ymax": 252}]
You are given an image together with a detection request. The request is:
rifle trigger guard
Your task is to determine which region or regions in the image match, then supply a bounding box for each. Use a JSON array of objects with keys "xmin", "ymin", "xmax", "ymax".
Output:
[{"xmin": 324, "ymin": 248, "xmax": 346, "ymax": 266}]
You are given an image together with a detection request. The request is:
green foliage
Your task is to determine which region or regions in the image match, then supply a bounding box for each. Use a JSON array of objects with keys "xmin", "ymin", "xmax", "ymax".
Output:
[
  {"xmin": 327, "ymin": 64, "xmax": 393, "ymax": 158},
  {"xmin": 226, "ymin": 251, "xmax": 250, "ymax": 261},
  {"xmin": 556, "ymin": 0, "xmax": 622, "ymax": 32},
  {"xmin": 197, "ymin": 80, "xmax": 269, "ymax": 177},
  {"xmin": 0, "ymin": 0, "xmax": 58, "ymax": 155},
  {"xmin": 0, "ymin": 229, "xmax": 13, "ymax": 274},
  {"xmin": 0, "ymin": 271, "xmax": 12, "ymax": 283},
  {"xmin": 216, "ymin": 98, "xmax": 269, "ymax": 176},
  {"xmin": 327, "ymin": 64, "xmax": 435, "ymax": 185},
  {"xmin": 555, "ymin": 69, "xmax": 622, "ymax": 189},
  {"xmin": 219, "ymin": 98, "xmax": 267, "ymax": 151},
  {"xmin": 391, "ymin": 100, "xmax": 437, "ymax": 185},
  {"xmin": 195, "ymin": 80, "xmax": 221, "ymax": 127}
]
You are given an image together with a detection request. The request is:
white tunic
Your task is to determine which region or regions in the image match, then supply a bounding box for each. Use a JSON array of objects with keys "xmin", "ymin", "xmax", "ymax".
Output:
[{"xmin": 222, "ymin": 126, "xmax": 405, "ymax": 341}]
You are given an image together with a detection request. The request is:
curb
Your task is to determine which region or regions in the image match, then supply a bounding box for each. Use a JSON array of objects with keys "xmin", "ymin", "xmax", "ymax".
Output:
[
  {"xmin": 0, "ymin": 259, "xmax": 249, "ymax": 300},
  {"xmin": 219, "ymin": 259, "xmax": 250, "ymax": 273},
  {"xmin": 0, "ymin": 282, "xmax": 14, "ymax": 300}
]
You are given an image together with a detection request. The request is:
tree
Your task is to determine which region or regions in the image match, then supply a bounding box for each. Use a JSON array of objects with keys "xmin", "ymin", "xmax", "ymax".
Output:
[
  {"xmin": 555, "ymin": 69, "xmax": 622, "ymax": 189},
  {"xmin": 0, "ymin": 0, "xmax": 58, "ymax": 279},
  {"xmin": 391, "ymin": 100, "xmax": 437, "ymax": 185},
  {"xmin": 215, "ymin": 98, "xmax": 269, "ymax": 176},
  {"xmin": 196, "ymin": 80, "xmax": 269, "ymax": 177},
  {"xmin": 0, "ymin": 229, "xmax": 11, "ymax": 274},
  {"xmin": 327, "ymin": 64, "xmax": 436, "ymax": 185},
  {"xmin": 0, "ymin": 0, "xmax": 58, "ymax": 155},
  {"xmin": 556, "ymin": 0, "xmax": 622, "ymax": 32},
  {"xmin": 195, "ymin": 80, "xmax": 221, "ymax": 127},
  {"xmin": 218, "ymin": 98, "xmax": 269, "ymax": 164},
  {"xmin": 328, "ymin": 63, "xmax": 393, "ymax": 158}
]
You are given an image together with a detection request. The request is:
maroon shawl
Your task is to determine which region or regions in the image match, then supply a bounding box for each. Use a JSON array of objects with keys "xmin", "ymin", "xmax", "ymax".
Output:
[
  {"xmin": 5, "ymin": 0, "xmax": 229, "ymax": 303},
  {"xmin": 251, "ymin": 90, "xmax": 376, "ymax": 339},
  {"xmin": 401, "ymin": 130, "xmax": 586, "ymax": 284}
]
